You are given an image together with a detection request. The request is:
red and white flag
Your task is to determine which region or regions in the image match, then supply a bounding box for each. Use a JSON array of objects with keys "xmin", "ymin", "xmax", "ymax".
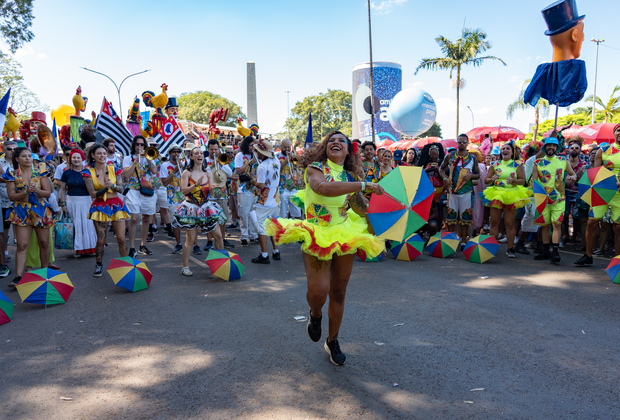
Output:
[
  {"xmin": 95, "ymin": 98, "xmax": 133, "ymax": 157},
  {"xmin": 153, "ymin": 116, "xmax": 186, "ymax": 156}
]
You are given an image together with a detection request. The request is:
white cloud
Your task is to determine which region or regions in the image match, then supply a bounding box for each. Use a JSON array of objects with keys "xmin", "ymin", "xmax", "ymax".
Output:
[
  {"xmin": 474, "ymin": 106, "xmax": 494, "ymax": 115},
  {"xmin": 13, "ymin": 45, "xmax": 47, "ymax": 60},
  {"xmin": 371, "ymin": 0, "xmax": 407, "ymax": 14},
  {"xmin": 408, "ymin": 81, "xmax": 424, "ymax": 88},
  {"xmin": 509, "ymin": 75, "xmax": 520, "ymax": 84}
]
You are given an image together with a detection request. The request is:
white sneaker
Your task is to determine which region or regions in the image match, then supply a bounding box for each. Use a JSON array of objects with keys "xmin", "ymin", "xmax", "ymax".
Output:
[
  {"xmin": 181, "ymin": 267, "xmax": 193, "ymax": 276},
  {"xmin": 498, "ymin": 236, "xmax": 508, "ymax": 243}
]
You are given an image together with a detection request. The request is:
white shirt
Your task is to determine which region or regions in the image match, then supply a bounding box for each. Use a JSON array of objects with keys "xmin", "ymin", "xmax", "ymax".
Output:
[{"xmin": 255, "ymin": 157, "xmax": 280, "ymax": 209}]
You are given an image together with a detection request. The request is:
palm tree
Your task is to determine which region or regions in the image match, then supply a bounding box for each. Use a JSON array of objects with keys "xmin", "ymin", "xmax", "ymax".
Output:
[
  {"xmin": 415, "ymin": 28, "xmax": 506, "ymax": 138},
  {"xmin": 507, "ymin": 79, "xmax": 550, "ymax": 142},
  {"xmin": 584, "ymin": 85, "xmax": 620, "ymax": 123}
]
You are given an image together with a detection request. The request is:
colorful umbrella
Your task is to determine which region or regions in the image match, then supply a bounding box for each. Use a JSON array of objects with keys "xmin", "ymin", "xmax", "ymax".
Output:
[
  {"xmin": 426, "ymin": 232, "xmax": 459, "ymax": 258},
  {"xmin": 578, "ymin": 166, "xmax": 617, "ymax": 207},
  {"xmin": 463, "ymin": 235, "xmax": 499, "ymax": 263},
  {"xmin": 532, "ymin": 179, "xmax": 559, "ymax": 224},
  {"xmin": 367, "ymin": 166, "xmax": 435, "ymax": 242},
  {"xmin": 0, "ymin": 289, "xmax": 14, "ymax": 325},
  {"xmin": 390, "ymin": 234, "xmax": 425, "ymax": 261},
  {"xmin": 205, "ymin": 249, "xmax": 245, "ymax": 281},
  {"xmin": 571, "ymin": 123, "xmax": 617, "ymax": 145},
  {"xmin": 15, "ymin": 268, "xmax": 74, "ymax": 305},
  {"xmin": 356, "ymin": 249, "xmax": 386, "ymax": 262},
  {"xmin": 605, "ymin": 256, "xmax": 620, "ymax": 284},
  {"xmin": 107, "ymin": 257, "xmax": 152, "ymax": 292}
]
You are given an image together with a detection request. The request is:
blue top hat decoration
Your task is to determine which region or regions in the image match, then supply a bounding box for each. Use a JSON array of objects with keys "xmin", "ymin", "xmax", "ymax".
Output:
[
  {"xmin": 165, "ymin": 97, "xmax": 178, "ymax": 110},
  {"xmin": 542, "ymin": 0, "xmax": 585, "ymax": 36}
]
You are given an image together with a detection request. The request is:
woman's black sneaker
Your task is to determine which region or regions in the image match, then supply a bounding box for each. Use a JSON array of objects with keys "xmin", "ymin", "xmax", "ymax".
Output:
[
  {"xmin": 324, "ymin": 339, "xmax": 346, "ymax": 366},
  {"xmin": 8, "ymin": 276, "xmax": 21, "ymax": 288},
  {"xmin": 574, "ymin": 254, "xmax": 593, "ymax": 266},
  {"xmin": 307, "ymin": 311, "xmax": 321, "ymax": 342}
]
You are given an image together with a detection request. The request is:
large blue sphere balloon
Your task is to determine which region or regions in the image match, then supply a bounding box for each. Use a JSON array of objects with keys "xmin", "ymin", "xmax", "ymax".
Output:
[{"xmin": 388, "ymin": 88, "xmax": 437, "ymax": 137}]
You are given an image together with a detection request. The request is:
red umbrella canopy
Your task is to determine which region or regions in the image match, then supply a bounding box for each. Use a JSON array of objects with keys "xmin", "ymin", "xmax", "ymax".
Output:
[
  {"xmin": 543, "ymin": 124, "xmax": 582, "ymax": 139},
  {"xmin": 471, "ymin": 126, "xmax": 525, "ymax": 143},
  {"xmin": 414, "ymin": 137, "xmax": 442, "ymax": 148},
  {"xmin": 387, "ymin": 139, "xmax": 417, "ymax": 151},
  {"xmin": 465, "ymin": 126, "xmax": 493, "ymax": 141},
  {"xmin": 570, "ymin": 123, "xmax": 617, "ymax": 145},
  {"xmin": 439, "ymin": 139, "xmax": 457, "ymax": 149},
  {"xmin": 376, "ymin": 139, "xmax": 394, "ymax": 149}
]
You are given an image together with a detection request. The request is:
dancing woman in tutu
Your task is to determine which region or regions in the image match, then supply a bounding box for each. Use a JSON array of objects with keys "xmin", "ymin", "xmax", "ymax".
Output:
[
  {"xmin": 83, "ymin": 144, "xmax": 130, "ymax": 277},
  {"xmin": 265, "ymin": 131, "xmax": 385, "ymax": 365}
]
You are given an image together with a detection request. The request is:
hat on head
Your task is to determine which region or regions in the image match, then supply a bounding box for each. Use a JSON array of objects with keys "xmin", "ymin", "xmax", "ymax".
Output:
[
  {"xmin": 613, "ymin": 123, "xmax": 620, "ymax": 134},
  {"xmin": 544, "ymin": 137, "xmax": 560, "ymax": 146},
  {"xmin": 30, "ymin": 111, "xmax": 46, "ymax": 124},
  {"xmin": 165, "ymin": 97, "xmax": 178, "ymax": 110},
  {"xmin": 253, "ymin": 139, "xmax": 274, "ymax": 158},
  {"xmin": 542, "ymin": 0, "xmax": 585, "ymax": 36},
  {"xmin": 491, "ymin": 145, "xmax": 501, "ymax": 155}
]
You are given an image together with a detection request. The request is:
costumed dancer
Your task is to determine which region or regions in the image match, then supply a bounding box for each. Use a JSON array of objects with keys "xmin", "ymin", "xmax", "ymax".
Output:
[
  {"xmin": 419, "ymin": 143, "xmax": 446, "ymax": 223},
  {"xmin": 234, "ymin": 136, "xmax": 260, "ymax": 246},
  {"xmin": 480, "ymin": 143, "xmax": 531, "ymax": 257},
  {"xmin": 2, "ymin": 147, "xmax": 54, "ymax": 287},
  {"xmin": 265, "ymin": 131, "xmax": 385, "ymax": 366},
  {"xmin": 532, "ymin": 137, "xmax": 576, "ymax": 263},
  {"xmin": 276, "ymin": 138, "xmax": 304, "ymax": 220},
  {"xmin": 174, "ymin": 147, "xmax": 226, "ymax": 277},
  {"xmin": 159, "ymin": 145, "xmax": 185, "ymax": 254},
  {"xmin": 575, "ymin": 123, "xmax": 620, "ymax": 267},
  {"xmin": 206, "ymin": 139, "xmax": 235, "ymax": 250},
  {"xmin": 84, "ymin": 144, "xmax": 130, "ymax": 277}
]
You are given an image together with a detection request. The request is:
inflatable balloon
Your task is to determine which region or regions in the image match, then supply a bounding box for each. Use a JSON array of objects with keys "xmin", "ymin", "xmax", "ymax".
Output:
[
  {"xmin": 388, "ymin": 88, "xmax": 437, "ymax": 137},
  {"xmin": 51, "ymin": 104, "xmax": 76, "ymax": 126}
]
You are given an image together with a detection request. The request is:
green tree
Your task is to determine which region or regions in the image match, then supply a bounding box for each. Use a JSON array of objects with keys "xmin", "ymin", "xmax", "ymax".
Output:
[
  {"xmin": 176, "ymin": 91, "xmax": 245, "ymax": 126},
  {"xmin": 416, "ymin": 122, "xmax": 442, "ymax": 139},
  {"xmin": 415, "ymin": 28, "xmax": 506, "ymax": 138},
  {"xmin": 285, "ymin": 89, "xmax": 352, "ymax": 147},
  {"xmin": 0, "ymin": 54, "xmax": 46, "ymax": 118},
  {"xmin": 584, "ymin": 85, "xmax": 620, "ymax": 123},
  {"xmin": 0, "ymin": 0, "xmax": 35, "ymax": 54},
  {"xmin": 506, "ymin": 79, "xmax": 550, "ymax": 142}
]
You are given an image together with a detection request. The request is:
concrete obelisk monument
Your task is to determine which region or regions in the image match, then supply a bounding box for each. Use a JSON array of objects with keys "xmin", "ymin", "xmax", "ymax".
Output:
[{"xmin": 247, "ymin": 62, "xmax": 258, "ymax": 126}]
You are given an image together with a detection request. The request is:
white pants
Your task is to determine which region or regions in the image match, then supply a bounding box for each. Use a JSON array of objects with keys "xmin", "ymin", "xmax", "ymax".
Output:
[
  {"xmin": 521, "ymin": 199, "xmax": 538, "ymax": 233},
  {"xmin": 279, "ymin": 189, "xmax": 302, "ymax": 218},
  {"xmin": 66, "ymin": 195, "xmax": 97, "ymax": 251},
  {"xmin": 238, "ymin": 192, "xmax": 258, "ymax": 240},
  {"xmin": 255, "ymin": 206, "xmax": 279, "ymax": 236}
]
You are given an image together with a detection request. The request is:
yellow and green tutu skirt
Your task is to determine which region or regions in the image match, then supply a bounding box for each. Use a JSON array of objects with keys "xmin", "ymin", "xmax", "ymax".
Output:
[
  {"xmin": 265, "ymin": 209, "xmax": 385, "ymax": 261},
  {"xmin": 480, "ymin": 185, "xmax": 532, "ymax": 210}
]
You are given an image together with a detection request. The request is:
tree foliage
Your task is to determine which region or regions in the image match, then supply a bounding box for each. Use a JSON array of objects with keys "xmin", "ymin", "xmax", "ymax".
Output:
[
  {"xmin": 285, "ymin": 89, "xmax": 352, "ymax": 147},
  {"xmin": 0, "ymin": 54, "xmax": 46, "ymax": 119},
  {"xmin": 522, "ymin": 112, "xmax": 604, "ymax": 143},
  {"xmin": 176, "ymin": 91, "xmax": 245, "ymax": 126},
  {"xmin": 584, "ymin": 85, "xmax": 620, "ymax": 123},
  {"xmin": 415, "ymin": 28, "xmax": 505, "ymax": 137},
  {"xmin": 0, "ymin": 0, "xmax": 34, "ymax": 54},
  {"xmin": 506, "ymin": 79, "xmax": 550, "ymax": 142},
  {"xmin": 416, "ymin": 122, "xmax": 442, "ymax": 139}
]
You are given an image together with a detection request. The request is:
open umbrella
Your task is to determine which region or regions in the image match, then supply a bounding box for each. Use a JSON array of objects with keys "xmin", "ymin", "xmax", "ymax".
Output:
[
  {"xmin": 466, "ymin": 126, "xmax": 493, "ymax": 141},
  {"xmin": 205, "ymin": 250, "xmax": 245, "ymax": 281},
  {"xmin": 578, "ymin": 166, "xmax": 617, "ymax": 207},
  {"xmin": 426, "ymin": 232, "xmax": 459, "ymax": 258},
  {"xmin": 387, "ymin": 139, "xmax": 417, "ymax": 151},
  {"xmin": 107, "ymin": 257, "xmax": 152, "ymax": 292},
  {"xmin": 375, "ymin": 139, "xmax": 394, "ymax": 149},
  {"xmin": 471, "ymin": 126, "xmax": 525, "ymax": 143},
  {"xmin": 0, "ymin": 290, "xmax": 14, "ymax": 325},
  {"xmin": 463, "ymin": 235, "xmax": 499, "ymax": 263},
  {"xmin": 367, "ymin": 166, "xmax": 435, "ymax": 242},
  {"xmin": 543, "ymin": 124, "xmax": 582, "ymax": 139},
  {"xmin": 390, "ymin": 233, "xmax": 425, "ymax": 261},
  {"xmin": 16, "ymin": 268, "xmax": 74, "ymax": 305},
  {"xmin": 439, "ymin": 139, "xmax": 457, "ymax": 150},
  {"xmin": 605, "ymin": 256, "xmax": 620, "ymax": 284},
  {"xmin": 532, "ymin": 179, "xmax": 559, "ymax": 224},
  {"xmin": 356, "ymin": 249, "xmax": 386, "ymax": 262},
  {"xmin": 571, "ymin": 123, "xmax": 617, "ymax": 145},
  {"xmin": 414, "ymin": 137, "xmax": 442, "ymax": 148}
]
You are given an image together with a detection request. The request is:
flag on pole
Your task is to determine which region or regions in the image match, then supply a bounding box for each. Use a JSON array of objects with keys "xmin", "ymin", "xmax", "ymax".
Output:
[
  {"xmin": 304, "ymin": 112, "xmax": 313, "ymax": 148},
  {"xmin": 198, "ymin": 130, "xmax": 207, "ymax": 147},
  {"xmin": 52, "ymin": 118, "xmax": 62, "ymax": 155},
  {"xmin": 96, "ymin": 98, "xmax": 133, "ymax": 157},
  {"xmin": 152, "ymin": 116, "xmax": 186, "ymax": 156},
  {"xmin": 0, "ymin": 88, "xmax": 10, "ymax": 132}
]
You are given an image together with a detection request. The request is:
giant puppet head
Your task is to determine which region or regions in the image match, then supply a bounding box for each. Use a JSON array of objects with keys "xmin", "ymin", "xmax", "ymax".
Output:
[
  {"xmin": 543, "ymin": 0, "xmax": 586, "ymax": 62},
  {"xmin": 165, "ymin": 97, "xmax": 179, "ymax": 119}
]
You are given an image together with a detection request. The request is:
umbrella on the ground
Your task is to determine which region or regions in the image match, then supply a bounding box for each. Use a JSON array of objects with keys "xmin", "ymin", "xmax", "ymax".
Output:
[
  {"xmin": 356, "ymin": 249, "xmax": 386, "ymax": 262},
  {"xmin": 205, "ymin": 250, "xmax": 245, "ymax": 281},
  {"xmin": 390, "ymin": 233, "xmax": 425, "ymax": 261},
  {"xmin": 605, "ymin": 256, "xmax": 620, "ymax": 284},
  {"xmin": 0, "ymin": 290, "xmax": 14, "ymax": 325},
  {"xmin": 107, "ymin": 257, "xmax": 152, "ymax": 292},
  {"xmin": 426, "ymin": 232, "xmax": 459, "ymax": 258},
  {"xmin": 578, "ymin": 166, "xmax": 617, "ymax": 207},
  {"xmin": 571, "ymin": 123, "xmax": 617, "ymax": 145},
  {"xmin": 15, "ymin": 268, "xmax": 74, "ymax": 305},
  {"xmin": 367, "ymin": 166, "xmax": 435, "ymax": 242},
  {"xmin": 463, "ymin": 235, "xmax": 499, "ymax": 263}
]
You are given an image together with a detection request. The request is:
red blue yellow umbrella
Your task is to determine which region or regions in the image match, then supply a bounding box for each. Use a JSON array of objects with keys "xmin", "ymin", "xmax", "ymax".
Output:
[
  {"xmin": 367, "ymin": 166, "xmax": 435, "ymax": 242},
  {"xmin": 426, "ymin": 232, "xmax": 459, "ymax": 258},
  {"xmin": 578, "ymin": 166, "xmax": 617, "ymax": 207},
  {"xmin": 390, "ymin": 234, "xmax": 425, "ymax": 261},
  {"xmin": 532, "ymin": 179, "xmax": 559, "ymax": 224},
  {"xmin": 605, "ymin": 256, "xmax": 620, "ymax": 284},
  {"xmin": 205, "ymin": 250, "xmax": 245, "ymax": 281},
  {"xmin": 463, "ymin": 235, "xmax": 499, "ymax": 263},
  {"xmin": 356, "ymin": 249, "xmax": 386, "ymax": 262},
  {"xmin": 15, "ymin": 268, "xmax": 74, "ymax": 305},
  {"xmin": 107, "ymin": 257, "xmax": 152, "ymax": 292},
  {"xmin": 0, "ymin": 290, "xmax": 14, "ymax": 325}
]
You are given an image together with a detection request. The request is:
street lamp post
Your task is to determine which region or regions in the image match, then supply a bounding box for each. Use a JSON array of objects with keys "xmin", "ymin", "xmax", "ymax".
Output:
[
  {"xmin": 80, "ymin": 67, "xmax": 151, "ymax": 116},
  {"xmin": 285, "ymin": 90, "xmax": 291, "ymax": 138},
  {"xmin": 591, "ymin": 39, "xmax": 604, "ymax": 124},
  {"xmin": 467, "ymin": 105, "xmax": 475, "ymax": 129}
]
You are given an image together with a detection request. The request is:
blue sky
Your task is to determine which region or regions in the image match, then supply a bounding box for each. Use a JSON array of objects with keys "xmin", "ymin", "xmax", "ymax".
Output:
[{"xmin": 4, "ymin": 0, "xmax": 619, "ymax": 139}]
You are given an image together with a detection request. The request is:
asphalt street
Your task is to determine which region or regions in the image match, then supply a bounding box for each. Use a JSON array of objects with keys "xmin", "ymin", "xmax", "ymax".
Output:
[{"xmin": 0, "ymin": 229, "xmax": 619, "ymax": 419}]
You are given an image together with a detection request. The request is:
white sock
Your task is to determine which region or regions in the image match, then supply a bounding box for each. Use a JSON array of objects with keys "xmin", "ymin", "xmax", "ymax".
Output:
[
  {"xmin": 273, "ymin": 249, "xmax": 279, "ymax": 254},
  {"xmin": 261, "ymin": 252, "xmax": 268, "ymax": 258}
]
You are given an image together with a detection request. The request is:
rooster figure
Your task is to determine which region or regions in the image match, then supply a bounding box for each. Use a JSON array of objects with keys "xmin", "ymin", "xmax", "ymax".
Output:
[
  {"xmin": 2, "ymin": 107, "xmax": 20, "ymax": 139},
  {"xmin": 73, "ymin": 86, "xmax": 85, "ymax": 116},
  {"xmin": 142, "ymin": 83, "xmax": 168, "ymax": 117},
  {"xmin": 209, "ymin": 108, "xmax": 229, "ymax": 138},
  {"xmin": 236, "ymin": 118, "xmax": 252, "ymax": 137}
]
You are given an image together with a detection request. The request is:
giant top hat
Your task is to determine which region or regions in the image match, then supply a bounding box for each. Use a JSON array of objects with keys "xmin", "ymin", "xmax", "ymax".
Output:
[
  {"xmin": 542, "ymin": 0, "xmax": 585, "ymax": 36},
  {"xmin": 30, "ymin": 111, "xmax": 47, "ymax": 124},
  {"xmin": 165, "ymin": 97, "xmax": 178, "ymax": 110}
]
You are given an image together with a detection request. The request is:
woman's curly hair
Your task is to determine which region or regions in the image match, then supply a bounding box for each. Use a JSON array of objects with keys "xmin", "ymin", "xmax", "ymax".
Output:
[{"xmin": 300, "ymin": 130, "xmax": 363, "ymax": 180}]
